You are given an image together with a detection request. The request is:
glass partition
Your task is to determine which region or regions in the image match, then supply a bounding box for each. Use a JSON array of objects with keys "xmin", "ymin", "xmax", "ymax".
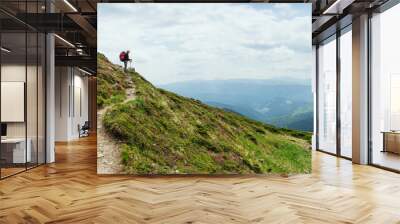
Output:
[
  {"xmin": 38, "ymin": 32, "xmax": 45, "ymax": 165},
  {"xmin": 27, "ymin": 31, "xmax": 38, "ymax": 169},
  {"xmin": 0, "ymin": 2, "xmax": 46, "ymax": 179},
  {"xmin": 339, "ymin": 27, "xmax": 352, "ymax": 158},
  {"xmin": 317, "ymin": 35, "xmax": 337, "ymax": 154},
  {"xmin": 0, "ymin": 31, "xmax": 28, "ymax": 177}
]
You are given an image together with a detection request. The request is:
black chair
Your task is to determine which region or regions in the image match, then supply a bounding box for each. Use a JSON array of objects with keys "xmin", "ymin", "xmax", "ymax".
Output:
[{"xmin": 79, "ymin": 121, "xmax": 90, "ymax": 138}]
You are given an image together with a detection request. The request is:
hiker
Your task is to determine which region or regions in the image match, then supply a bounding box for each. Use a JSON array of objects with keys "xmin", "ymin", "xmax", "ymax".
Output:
[{"xmin": 119, "ymin": 50, "xmax": 132, "ymax": 72}]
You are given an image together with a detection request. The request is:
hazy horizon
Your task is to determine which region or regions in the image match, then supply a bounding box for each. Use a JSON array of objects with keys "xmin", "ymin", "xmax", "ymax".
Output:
[{"xmin": 157, "ymin": 77, "xmax": 312, "ymax": 86}]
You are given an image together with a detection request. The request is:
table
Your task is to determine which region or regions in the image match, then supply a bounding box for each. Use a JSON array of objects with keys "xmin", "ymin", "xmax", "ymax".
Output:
[
  {"xmin": 382, "ymin": 131, "xmax": 400, "ymax": 154},
  {"xmin": 1, "ymin": 138, "xmax": 31, "ymax": 164}
]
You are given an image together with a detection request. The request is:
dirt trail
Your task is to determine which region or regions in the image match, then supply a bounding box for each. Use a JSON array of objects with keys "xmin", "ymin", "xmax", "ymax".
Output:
[{"xmin": 97, "ymin": 73, "xmax": 136, "ymax": 174}]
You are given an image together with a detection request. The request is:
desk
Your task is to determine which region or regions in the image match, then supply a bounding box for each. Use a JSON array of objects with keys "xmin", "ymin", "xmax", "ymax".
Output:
[
  {"xmin": 1, "ymin": 138, "xmax": 31, "ymax": 163},
  {"xmin": 382, "ymin": 131, "xmax": 400, "ymax": 154}
]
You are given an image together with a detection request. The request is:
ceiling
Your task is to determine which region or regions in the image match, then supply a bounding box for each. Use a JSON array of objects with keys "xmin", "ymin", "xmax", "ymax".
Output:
[
  {"xmin": 0, "ymin": 0, "xmax": 396, "ymax": 73},
  {"xmin": 311, "ymin": 0, "xmax": 391, "ymax": 44},
  {"xmin": 0, "ymin": 0, "xmax": 98, "ymax": 73}
]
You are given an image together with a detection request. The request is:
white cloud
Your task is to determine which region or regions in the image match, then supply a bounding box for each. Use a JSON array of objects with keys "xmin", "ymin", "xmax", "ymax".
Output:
[{"xmin": 98, "ymin": 3, "xmax": 311, "ymax": 85}]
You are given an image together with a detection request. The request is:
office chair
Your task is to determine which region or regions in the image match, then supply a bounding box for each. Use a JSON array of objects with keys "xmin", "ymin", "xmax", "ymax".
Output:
[{"xmin": 79, "ymin": 121, "xmax": 90, "ymax": 138}]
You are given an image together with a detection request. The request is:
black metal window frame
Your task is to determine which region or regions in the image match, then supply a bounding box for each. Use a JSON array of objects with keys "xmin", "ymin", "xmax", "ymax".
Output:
[
  {"xmin": 367, "ymin": 1, "xmax": 400, "ymax": 173},
  {"xmin": 0, "ymin": 0, "xmax": 48, "ymax": 180},
  {"xmin": 315, "ymin": 0, "xmax": 400, "ymax": 173},
  {"xmin": 315, "ymin": 22, "xmax": 352, "ymax": 161}
]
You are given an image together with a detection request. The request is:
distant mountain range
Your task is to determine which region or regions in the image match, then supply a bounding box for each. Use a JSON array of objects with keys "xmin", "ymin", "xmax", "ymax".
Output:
[{"xmin": 159, "ymin": 79, "xmax": 313, "ymax": 131}]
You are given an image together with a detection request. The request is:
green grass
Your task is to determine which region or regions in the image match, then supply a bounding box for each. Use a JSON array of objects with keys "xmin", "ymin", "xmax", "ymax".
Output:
[
  {"xmin": 97, "ymin": 53, "xmax": 129, "ymax": 108},
  {"xmin": 99, "ymin": 53, "xmax": 312, "ymax": 174}
]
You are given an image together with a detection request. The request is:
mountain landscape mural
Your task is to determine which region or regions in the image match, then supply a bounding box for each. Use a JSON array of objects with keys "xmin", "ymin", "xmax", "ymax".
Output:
[{"xmin": 97, "ymin": 3, "xmax": 312, "ymax": 175}]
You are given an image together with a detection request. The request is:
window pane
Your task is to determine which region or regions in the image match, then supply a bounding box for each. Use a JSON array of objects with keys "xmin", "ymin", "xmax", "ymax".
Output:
[
  {"xmin": 27, "ymin": 31, "xmax": 38, "ymax": 169},
  {"xmin": 0, "ymin": 1, "xmax": 46, "ymax": 179},
  {"xmin": 1, "ymin": 31, "xmax": 27, "ymax": 177},
  {"xmin": 318, "ymin": 36, "xmax": 337, "ymax": 154},
  {"xmin": 371, "ymin": 4, "xmax": 400, "ymax": 171},
  {"xmin": 340, "ymin": 29, "xmax": 352, "ymax": 158},
  {"xmin": 38, "ymin": 33, "xmax": 45, "ymax": 165}
]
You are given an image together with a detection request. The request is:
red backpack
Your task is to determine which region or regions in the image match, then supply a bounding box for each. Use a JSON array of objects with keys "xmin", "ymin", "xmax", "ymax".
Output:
[{"xmin": 119, "ymin": 51, "xmax": 126, "ymax": 61}]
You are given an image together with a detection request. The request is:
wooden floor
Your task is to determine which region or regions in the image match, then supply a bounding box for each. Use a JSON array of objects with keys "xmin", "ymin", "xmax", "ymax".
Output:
[
  {"xmin": 1, "ymin": 167, "xmax": 26, "ymax": 178},
  {"xmin": 1, "ymin": 135, "xmax": 400, "ymax": 223},
  {"xmin": 372, "ymin": 150, "xmax": 400, "ymax": 171}
]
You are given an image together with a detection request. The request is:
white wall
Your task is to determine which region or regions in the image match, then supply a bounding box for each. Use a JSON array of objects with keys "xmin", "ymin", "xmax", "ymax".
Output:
[
  {"xmin": 72, "ymin": 73, "xmax": 89, "ymax": 138},
  {"xmin": 55, "ymin": 66, "xmax": 70, "ymax": 141},
  {"xmin": 1, "ymin": 63, "xmax": 46, "ymax": 164},
  {"xmin": 1, "ymin": 65, "xmax": 26, "ymax": 138},
  {"xmin": 55, "ymin": 67, "xmax": 89, "ymax": 141},
  {"xmin": 1, "ymin": 65, "xmax": 38, "ymax": 137}
]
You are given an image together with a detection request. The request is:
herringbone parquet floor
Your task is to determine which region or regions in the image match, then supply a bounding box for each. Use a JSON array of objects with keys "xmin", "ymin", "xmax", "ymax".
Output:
[{"xmin": 1, "ymin": 135, "xmax": 400, "ymax": 223}]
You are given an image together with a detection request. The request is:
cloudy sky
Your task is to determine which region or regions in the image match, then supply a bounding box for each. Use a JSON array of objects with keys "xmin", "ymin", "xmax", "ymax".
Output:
[{"xmin": 98, "ymin": 4, "xmax": 311, "ymax": 85}]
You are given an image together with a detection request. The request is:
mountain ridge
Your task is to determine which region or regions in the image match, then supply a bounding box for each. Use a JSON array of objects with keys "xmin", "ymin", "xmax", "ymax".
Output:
[{"xmin": 159, "ymin": 79, "xmax": 313, "ymax": 131}]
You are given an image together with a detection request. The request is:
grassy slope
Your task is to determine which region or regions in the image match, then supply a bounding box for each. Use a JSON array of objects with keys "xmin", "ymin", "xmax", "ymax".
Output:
[
  {"xmin": 98, "ymin": 53, "xmax": 312, "ymax": 174},
  {"xmin": 97, "ymin": 53, "xmax": 129, "ymax": 108}
]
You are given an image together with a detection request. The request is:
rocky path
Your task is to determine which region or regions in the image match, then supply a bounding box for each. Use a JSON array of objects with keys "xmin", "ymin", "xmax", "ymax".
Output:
[{"xmin": 97, "ymin": 73, "xmax": 136, "ymax": 174}]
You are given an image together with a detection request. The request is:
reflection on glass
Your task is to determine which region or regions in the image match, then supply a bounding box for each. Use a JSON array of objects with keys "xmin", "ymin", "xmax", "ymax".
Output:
[
  {"xmin": 1, "ymin": 32, "xmax": 27, "ymax": 177},
  {"xmin": 390, "ymin": 75, "xmax": 400, "ymax": 130},
  {"xmin": 340, "ymin": 29, "xmax": 352, "ymax": 158},
  {"xmin": 0, "ymin": 1, "xmax": 47, "ymax": 179},
  {"xmin": 27, "ymin": 31, "xmax": 38, "ymax": 169},
  {"xmin": 318, "ymin": 36, "xmax": 337, "ymax": 154},
  {"xmin": 38, "ymin": 33, "xmax": 46, "ymax": 165},
  {"xmin": 371, "ymin": 4, "xmax": 400, "ymax": 171}
]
